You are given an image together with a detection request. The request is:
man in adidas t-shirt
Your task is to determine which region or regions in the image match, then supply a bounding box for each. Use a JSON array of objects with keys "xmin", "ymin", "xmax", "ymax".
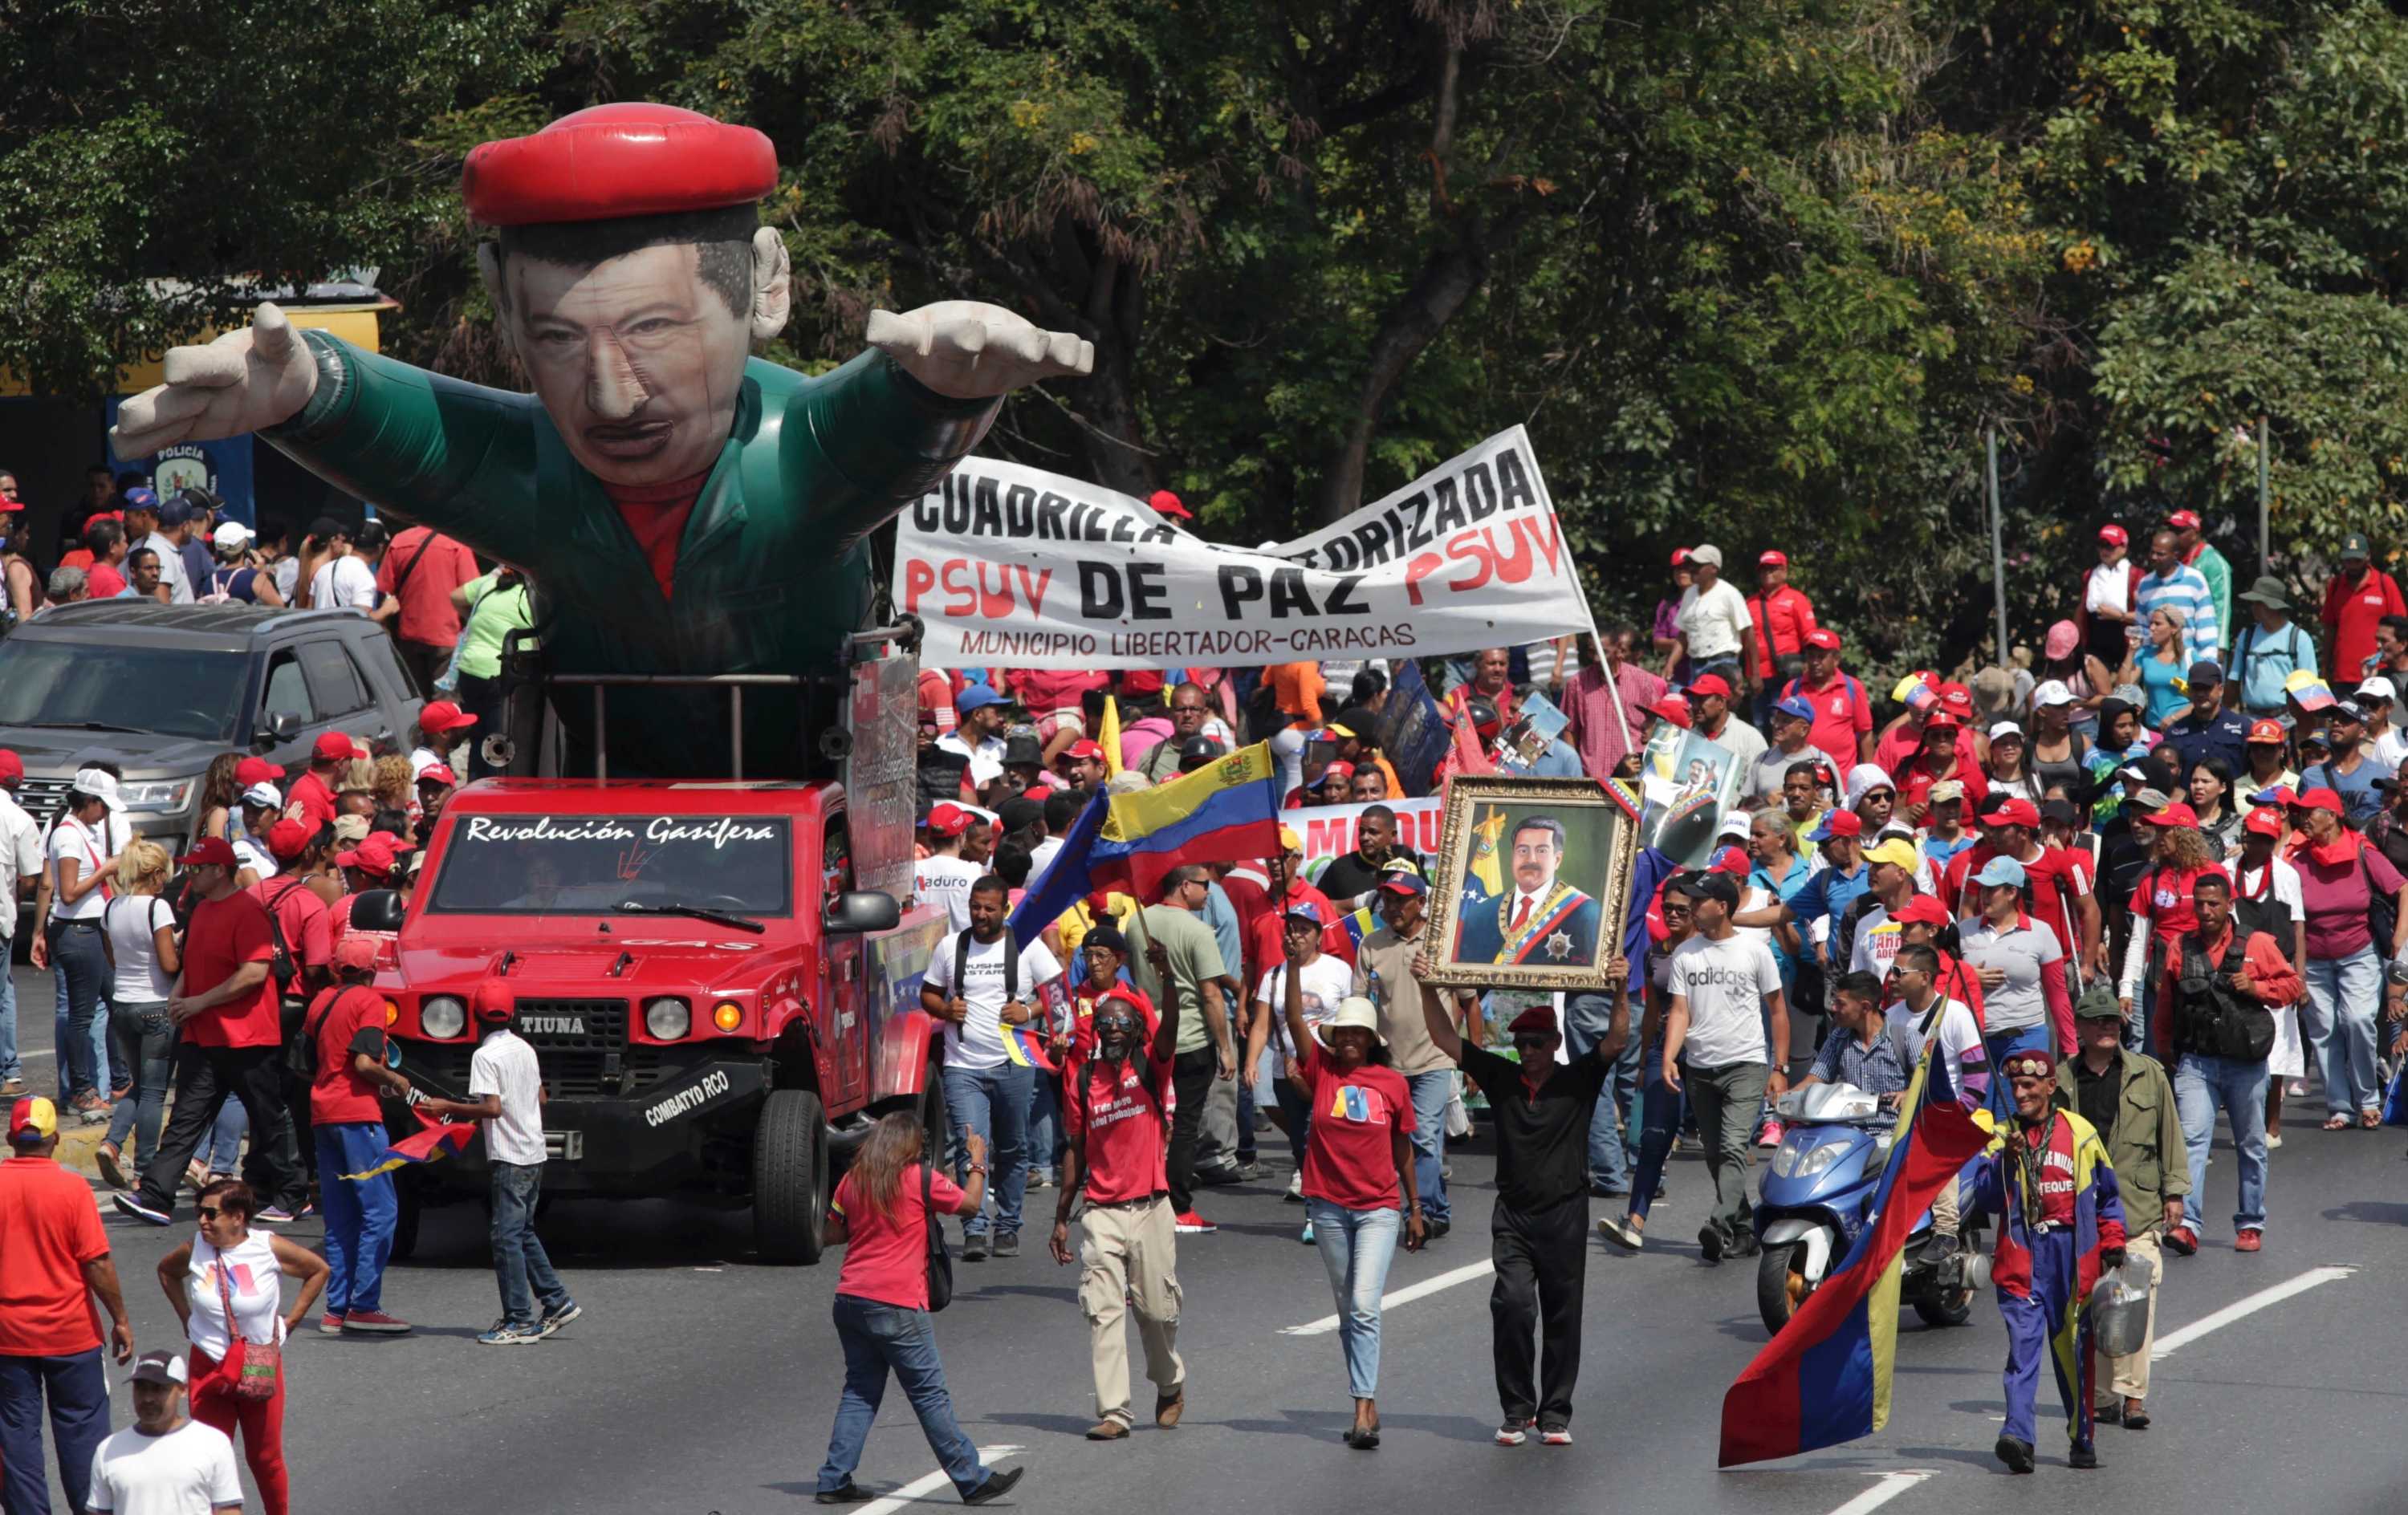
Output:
[{"xmin": 921, "ymin": 875, "xmax": 1062, "ymax": 1261}]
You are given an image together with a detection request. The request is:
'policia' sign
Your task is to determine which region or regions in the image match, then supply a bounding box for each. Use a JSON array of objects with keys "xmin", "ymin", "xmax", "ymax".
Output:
[{"xmin": 894, "ymin": 427, "xmax": 1598, "ymax": 670}]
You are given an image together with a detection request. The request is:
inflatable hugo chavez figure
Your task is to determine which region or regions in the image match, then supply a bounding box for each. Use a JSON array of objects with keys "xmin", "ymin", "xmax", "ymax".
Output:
[{"xmin": 112, "ymin": 104, "xmax": 1093, "ymax": 778}]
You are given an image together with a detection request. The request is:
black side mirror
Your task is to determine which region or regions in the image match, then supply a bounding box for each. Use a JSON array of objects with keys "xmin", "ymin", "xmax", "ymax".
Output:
[
  {"xmin": 823, "ymin": 890, "xmax": 901, "ymax": 935},
  {"xmin": 260, "ymin": 711, "xmax": 299, "ymax": 745},
  {"xmin": 351, "ymin": 888, "xmax": 406, "ymax": 933}
]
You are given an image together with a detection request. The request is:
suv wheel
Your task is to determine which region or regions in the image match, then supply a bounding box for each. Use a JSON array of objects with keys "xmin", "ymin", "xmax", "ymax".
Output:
[{"xmin": 753, "ymin": 1088, "xmax": 829, "ymax": 1264}]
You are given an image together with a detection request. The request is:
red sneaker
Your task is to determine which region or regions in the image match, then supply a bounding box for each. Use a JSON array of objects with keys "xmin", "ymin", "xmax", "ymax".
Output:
[
  {"xmin": 1173, "ymin": 1211, "xmax": 1217, "ymax": 1234},
  {"xmin": 317, "ymin": 1313, "xmax": 345, "ymax": 1335},
  {"xmin": 2162, "ymin": 1225, "xmax": 2199, "ymax": 1257},
  {"xmin": 340, "ymin": 1310, "xmax": 413, "ymax": 1334},
  {"xmin": 2233, "ymin": 1229, "xmax": 2263, "ymax": 1253}
]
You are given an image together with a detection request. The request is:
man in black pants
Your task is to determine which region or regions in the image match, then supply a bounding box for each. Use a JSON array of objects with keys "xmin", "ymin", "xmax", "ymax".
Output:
[{"xmin": 1418, "ymin": 967, "xmax": 1629, "ymax": 1446}]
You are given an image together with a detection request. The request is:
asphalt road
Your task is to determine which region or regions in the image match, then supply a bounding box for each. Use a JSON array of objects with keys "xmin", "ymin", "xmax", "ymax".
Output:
[{"xmin": 15, "ymin": 960, "xmax": 2408, "ymax": 1515}]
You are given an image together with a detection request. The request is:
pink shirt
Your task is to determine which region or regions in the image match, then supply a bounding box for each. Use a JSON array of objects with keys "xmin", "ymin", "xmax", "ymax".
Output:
[{"xmin": 1562, "ymin": 662, "xmax": 1666, "ymax": 780}]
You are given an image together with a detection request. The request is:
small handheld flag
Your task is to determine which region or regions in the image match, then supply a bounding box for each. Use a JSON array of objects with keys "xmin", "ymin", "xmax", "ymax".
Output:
[{"xmin": 342, "ymin": 1107, "xmax": 477, "ymax": 1180}]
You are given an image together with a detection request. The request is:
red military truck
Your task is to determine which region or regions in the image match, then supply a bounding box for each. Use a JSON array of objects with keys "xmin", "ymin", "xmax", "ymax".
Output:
[{"xmin": 354, "ymin": 632, "xmax": 950, "ymax": 1262}]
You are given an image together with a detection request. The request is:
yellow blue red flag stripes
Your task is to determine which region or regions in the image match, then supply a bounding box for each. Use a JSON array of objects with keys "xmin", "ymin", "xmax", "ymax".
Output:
[
  {"xmin": 341, "ymin": 1108, "xmax": 476, "ymax": 1180},
  {"xmin": 1011, "ymin": 743, "xmax": 1283, "ymax": 947},
  {"xmin": 1716, "ymin": 1046, "xmax": 1992, "ymax": 1466}
]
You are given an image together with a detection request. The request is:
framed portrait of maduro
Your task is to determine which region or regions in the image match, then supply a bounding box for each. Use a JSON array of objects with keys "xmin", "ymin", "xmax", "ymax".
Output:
[{"xmin": 1419, "ymin": 776, "xmax": 1637, "ymax": 992}]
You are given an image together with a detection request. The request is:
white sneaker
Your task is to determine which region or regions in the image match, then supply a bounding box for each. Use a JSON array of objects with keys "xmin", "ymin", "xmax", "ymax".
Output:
[{"xmin": 1597, "ymin": 1216, "xmax": 1644, "ymax": 1252}]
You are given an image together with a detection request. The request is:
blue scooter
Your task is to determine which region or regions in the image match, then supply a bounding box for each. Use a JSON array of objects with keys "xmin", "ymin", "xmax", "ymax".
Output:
[{"xmin": 1751, "ymin": 1082, "xmax": 1983, "ymax": 1336}]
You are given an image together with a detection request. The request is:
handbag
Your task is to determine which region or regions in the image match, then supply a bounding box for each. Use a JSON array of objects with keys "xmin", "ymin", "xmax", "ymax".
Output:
[
  {"xmin": 921, "ymin": 1162, "xmax": 954, "ymax": 1313},
  {"xmin": 212, "ymin": 1254, "xmax": 280, "ymax": 1402}
]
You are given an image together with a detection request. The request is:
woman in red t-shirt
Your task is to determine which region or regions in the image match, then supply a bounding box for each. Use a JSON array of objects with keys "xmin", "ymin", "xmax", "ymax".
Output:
[
  {"xmin": 2115, "ymin": 806, "xmax": 2227, "ymax": 1052},
  {"xmin": 1278, "ymin": 942, "xmax": 1424, "ymax": 1451},
  {"xmin": 815, "ymin": 1116, "xmax": 1021, "ymax": 1505}
]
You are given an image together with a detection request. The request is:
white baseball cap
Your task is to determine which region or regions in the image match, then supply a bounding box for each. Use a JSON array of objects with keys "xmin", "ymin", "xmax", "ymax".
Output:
[
  {"xmin": 1689, "ymin": 544, "xmax": 1724, "ymax": 568},
  {"xmin": 70, "ymin": 768, "xmax": 122, "ymax": 810},
  {"xmin": 242, "ymin": 782, "xmax": 283, "ymax": 807},
  {"xmin": 212, "ymin": 522, "xmax": 254, "ymax": 550},
  {"xmin": 1990, "ymin": 721, "xmax": 2025, "ymax": 741},
  {"xmin": 2361, "ymin": 676, "xmax": 2398, "ymax": 702},
  {"xmin": 2032, "ymin": 680, "xmax": 2077, "ymax": 709}
]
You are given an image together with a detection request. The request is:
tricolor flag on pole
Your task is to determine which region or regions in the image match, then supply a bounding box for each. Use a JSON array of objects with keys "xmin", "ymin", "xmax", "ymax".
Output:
[{"xmin": 341, "ymin": 1108, "xmax": 478, "ymax": 1180}]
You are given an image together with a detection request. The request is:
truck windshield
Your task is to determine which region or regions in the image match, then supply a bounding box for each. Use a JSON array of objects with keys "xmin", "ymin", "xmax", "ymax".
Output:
[
  {"xmin": 0, "ymin": 641, "xmax": 248, "ymax": 741},
  {"xmin": 425, "ymin": 814, "xmax": 794, "ymax": 916}
]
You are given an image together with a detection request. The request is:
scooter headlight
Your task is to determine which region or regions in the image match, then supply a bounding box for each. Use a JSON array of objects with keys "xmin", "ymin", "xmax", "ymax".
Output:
[{"xmin": 1789, "ymin": 1141, "xmax": 1845, "ymax": 1180}]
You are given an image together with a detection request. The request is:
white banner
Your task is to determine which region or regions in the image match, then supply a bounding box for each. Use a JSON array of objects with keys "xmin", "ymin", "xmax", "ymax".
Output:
[
  {"xmin": 1290, "ymin": 798, "xmax": 1445, "ymax": 872},
  {"xmin": 895, "ymin": 427, "xmax": 1595, "ymax": 668}
]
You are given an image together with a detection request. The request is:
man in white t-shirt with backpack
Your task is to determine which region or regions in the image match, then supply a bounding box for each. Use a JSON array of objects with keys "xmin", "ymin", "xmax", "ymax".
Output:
[{"xmin": 921, "ymin": 875, "xmax": 1063, "ymax": 1261}]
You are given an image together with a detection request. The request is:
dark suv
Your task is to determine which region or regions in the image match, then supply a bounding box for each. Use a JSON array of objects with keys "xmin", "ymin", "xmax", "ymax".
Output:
[{"xmin": 0, "ymin": 601, "xmax": 425, "ymax": 848}]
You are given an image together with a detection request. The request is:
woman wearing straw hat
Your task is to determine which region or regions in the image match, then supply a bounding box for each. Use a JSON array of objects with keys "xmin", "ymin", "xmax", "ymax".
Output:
[{"xmin": 1276, "ymin": 947, "xmax": 1424, "ymax": 1450}]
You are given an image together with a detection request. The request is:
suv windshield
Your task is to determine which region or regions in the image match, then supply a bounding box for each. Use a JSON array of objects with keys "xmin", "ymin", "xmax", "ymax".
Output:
[
  {"xmin": 427, "ymin": 814, "xmax": 794, "ymax": 916},
  {"xmin": 0, "ymin": 640, "xmax": 249, "ymax": 741}
]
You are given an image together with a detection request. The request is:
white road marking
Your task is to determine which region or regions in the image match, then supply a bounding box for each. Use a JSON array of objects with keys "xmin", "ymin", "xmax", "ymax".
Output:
[
  {"xmin": 1279, "ymin": 1260, "xmax": 1495, "ymax": 1336},
  {"xmin": 2151, "ymin": 1265, "xmax": 2356, "ymax": 1359},
  {"xmin": 1823, "ymin": 1470, "xmax": 1935, "ymax": 1515},
  {"xmin": 853, "ymin": 1444, "xmax": 1020, "ymax": 1515}
]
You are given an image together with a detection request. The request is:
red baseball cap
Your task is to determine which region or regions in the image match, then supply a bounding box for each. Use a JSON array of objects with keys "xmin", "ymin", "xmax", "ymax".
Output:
[
  {"xmin": 2243, "ymin": 806, "xmax": 2284, "ymax": 838},
  {"xmin": 1649, "ymin": 696, "xmax": 1692, "ymax": 730},
  {"xmin": 2137, "ymin": 800, "xmax": 2200, "ymax": 827},
  {"xmin": 1804, "ymin": 628, "xmax": 1841, "ymax": 652},
  {"xmin": 417, "ymin": 764, "xmax": 458, "ymax": 787},
  {"xmin": 1986, "ymin": 798, "xmax": 2042, "ymax": 829},
  {"xmin": 1060, "ymin": 739, "xmax": 1104, "ymax": 762},
  {"xmin": 0, "ymin": 751, "xmax": 22, "ymax": 785},
  {"xmin": 234, "ymin": 757, "xmax": 285, "ymax": 787},
  {"xmin": 312, "ymin": 731, "xmax": 354, "ymax": 763},
  {"xmin": 1671, "ymin": 547, "xmax": 1693, "ymax": 567},
  {"xmin": 2247, "ymin": 719, "xmax": 2287, "ymax": 745},
  {"xmin": 2166, "ymin": 510, "xmax": 2202, "ymax": 530},
  {"xmin": 2097, "ymin": 524, "xmax": 2129, "ymax": 546},
  {"xmin": 1759, "ymin": 550, "xmax": 1788, "ymax": 567},
  {"xmin": 1890, "ymin": 896, "xmax": 1952, "ymax": 928},
  {"xmin": 174, "ymin": 836, "xmax": 241, "ymax": 869},
  {"xmin": 265, "ymin": 818, "xmax": 311, "ymax": 862},
  {"xmin": 462, "ymin": 104, "xmax": 775, "ymax": 225},
  {"xmin": 1147, "ymin": 489, "xmax": 1193, "ymax": 521},
  {"xmin": 925, "ymin": 802, "xmax": 971, "ymax": 839},
  {"xmin": 471, "ymin": 977, "xmax": 515, "ymax": 1022},
  {"xmin": 1922, "ymin": 716, "xmax": 1962, "ymax": 736},
  {"xmin": 1313, "ymin": 761, "xmax": 1357, "ymax": 786},
  {"xmin": 1938, "ymin": 683, "xmax": 1975, "ymax": 717},
  {"xmin": 1688, "ymin": 673, "xmax": 1734, "ymax": 699},
  {"xmin": 338, "ymin": 833, "xmax": 399, "ymax": 878},
  {"xmin": 417, "ymin": 701, "xmax": 478, "ymax": 734},
  {"xmin": 2297, "ymin": 787, "xmax": 2345, "ymax": 815},
  {"xmin": 334, "ymin": 934, "xmax": 380, "ymax": 972},
  {"xmin": 1807, "ymin": 809, "xmax": 1862, "ymax": 842}
]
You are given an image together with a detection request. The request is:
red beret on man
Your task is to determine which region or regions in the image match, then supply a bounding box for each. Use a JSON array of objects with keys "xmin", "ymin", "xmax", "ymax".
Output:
[
  {"xmin": 462, "ymin": 104, "xmax": 778, "ymax": 226},
  {"xmin": 1507, "ymin": 1005, "xmax": 1560, "ymax": 1038}
]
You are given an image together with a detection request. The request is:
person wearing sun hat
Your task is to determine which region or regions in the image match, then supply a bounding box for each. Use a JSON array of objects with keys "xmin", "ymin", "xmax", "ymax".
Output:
[{"xmin": 2230, "ymin": 573, "xmax": 2316, "ymax": 718}]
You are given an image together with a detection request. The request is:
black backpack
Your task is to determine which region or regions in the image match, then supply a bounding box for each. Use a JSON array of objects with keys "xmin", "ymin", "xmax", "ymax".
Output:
[
  {"xmin": 950, "ymin": 925, "xmax": 1019, "ymax": 1005},
  {"xmin": 1835, "ymin": 890, "xmax": 1885, "ymax": 975}
]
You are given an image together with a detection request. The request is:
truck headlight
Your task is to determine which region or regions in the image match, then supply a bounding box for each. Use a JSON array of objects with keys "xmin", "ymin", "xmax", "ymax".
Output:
[
  {"xmin": 421, "ymin": 996, "xmax": 467, "ymax": 1038},
  {"xmin": 712, "ymin": 1000, "xmax": 743, "ymax": 1031},
  {"xmin": 118, "ymin": 778, "xmax": 194, "ymax": 814},
  {"xmin": 645, "ymin": 997, "xmax": 691, "ymax": 1040}
]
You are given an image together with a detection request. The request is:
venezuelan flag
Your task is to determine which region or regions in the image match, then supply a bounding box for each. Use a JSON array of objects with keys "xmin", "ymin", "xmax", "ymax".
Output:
[
  {"xmin": 1319, "ymin": 903, "xmax": 1380, "ymax": 966},
  {"xmin": 1468, "ymin": 806, "xmax": 1507, "ymax": 896},
  {"xmin": 1010, "ymin": 743, "xmax": 1283, "ymax": 947},
  {"xmin": 341, "ymin": 1108, "xmax": 477, "ymax": 1180},
  {"xmin": 1716, "ymin": 1038, "xmax": 1993, "ymax": 1466}
]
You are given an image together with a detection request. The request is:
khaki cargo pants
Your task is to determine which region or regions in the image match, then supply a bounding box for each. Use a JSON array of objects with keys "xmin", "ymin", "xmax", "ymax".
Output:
[{"xmin": 1080, "ymin": 1193, "xmax": 1186, "ymax": 1428}]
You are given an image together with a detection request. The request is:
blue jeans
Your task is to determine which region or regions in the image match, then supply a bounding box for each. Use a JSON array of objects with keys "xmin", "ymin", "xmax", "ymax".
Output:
[
  {"xmin": 0, "ymin": 936, "xmax": 18, "ymax": 1083},
  {"xmin": 2174, "ymin": 1053, "xmax": 2270, "ymax": 1237},
  {"xmin": 0, "ymin": 1348, "xmax": 109, "ymax": 1515},
  {"xmin": 47, "ymin": 923, "xmax": 108, "ymax": 1103},
  {"xmin": 1025, "ymin": 1070, "xmax": 1060, "ymax": 1182},
  {"xmin": 1565, "ymin": 993, "xmax": 1640, "ymax": 1192},
  {"xmin": 1402, "ymin": 1070, "xmax": 1450, "ymax": 1225},
  {"xmin": 1628, "ymin": 1065, "xmax": 1682, "ymax": 1221},
  {"xmin": 1306, "ymin": 1199, "xmax": 1401, "ymax": 1399},
  {"xmin": 47, "ymin": 957, "xmax": 116, "ymax": 1100},
  {"xmin": 2303, "ymin": 946, "xmax": 2383, "ymax": 1116},
  {"xmin": 942, "ymin": 1061, "xmax": 1030, "ymax": 1239},
  {"xmin": 205, "ymin": 1101, "xmax": 247, "ymax": 1173},
  {"xmin": 1275, "ymin": 1076, "xmax": 1312, "ymax": 1166},
  {"xmin": 318, "ymin": 1123, "xmax": 398, "ymax": 1314},
  {"xmin": 490, "ymin": 1161, "xmax": 570, "ymax": 1327},
  {"xmin": 817, "ymin": 1294, "xmax": 990, "ymax": 1497},
  {"xmin": 100, "ymin": 1000, "xmax": 173, "ymax": 1159}
]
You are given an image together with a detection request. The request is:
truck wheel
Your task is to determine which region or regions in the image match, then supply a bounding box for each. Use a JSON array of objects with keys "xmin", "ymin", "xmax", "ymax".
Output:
[
  {"xmin": 1757, "ymin": 1240, "xmax": 1812, "ymax": 1336},
  {"xmin": 390, "ymin": 1173, "xmax": 421, "ymax": 1262},
  {"xmin": 754, "ymin": 1089, "xmax": 829, "ymax": 1265},
  {"xmin": 920, "ymin": 1069, "xmax": 950, "ymax": 1163}
]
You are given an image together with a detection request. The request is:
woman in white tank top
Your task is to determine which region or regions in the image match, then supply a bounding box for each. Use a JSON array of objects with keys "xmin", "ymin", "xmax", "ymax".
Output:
[{"xmin": 95, "ymin": 841, "xmax": 181, "ymax": 1190}]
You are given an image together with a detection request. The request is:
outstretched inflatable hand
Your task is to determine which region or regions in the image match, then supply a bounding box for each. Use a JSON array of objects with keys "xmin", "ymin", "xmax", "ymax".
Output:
[
  {"xmin": 865, "ymin": 301, "xmax": 1093, "ymax": 400},
  {"xmin": 112, "ymin": 302, "xmax": 319, "ymax": 457}
]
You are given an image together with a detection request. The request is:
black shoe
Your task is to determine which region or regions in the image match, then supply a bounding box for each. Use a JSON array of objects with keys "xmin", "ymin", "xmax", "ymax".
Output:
[
  {"xmin": 1345, "ymin": 1423, "xmax": 1381, "ymax": 1450},
  {"xmin": 1995, "ymin": 1435, "xmax": 2034, "ymax": 1474},
  {"xmin": 1698, "ymin": 1225, "xmax": 1725, "ymax": 1264},
  {"xmin": 2121, "ymin": 1399, "xmax": 2150, "ymax": 1431},
  {"xmin": 1193, "ymin": 1163, "xmax": 1243, "ymax": 1188},
  {"xmin": 814, "ymin": 1484, "xmax": 871, "ymax": 1505},
  {"xmin": 963, "ymin": 1465, "xmax": 1025, "ymax": 1505},
  {"xmin": 1426, "ymin": 1218, "xmax": 1451, "ymax": 1241},
  {"xmin": 2068, "ymin": 1444, "xmax": 2099, "ymax": 1469},
  {"xmin": 1231, "ymin": 1160, "xmax": 1266, "ymax": 1181},
  {"xmin": 2095, "ymin": 1400, "xmax": 2122, "ymax": 1426},
  {"xmin": 962, "ymin": 1233, "xmax": 990, "ymax": 1262},
  {"xmin": 1727, "ymin": 1233, "xmax": 1760, "ymax": 1260},
  {"xmin": 992, "ymin": 1231, "xmax": 1019, "ymax": 1259}
]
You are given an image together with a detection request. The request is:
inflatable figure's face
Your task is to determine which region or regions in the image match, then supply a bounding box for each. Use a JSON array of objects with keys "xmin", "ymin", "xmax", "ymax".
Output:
[{"xmin": 495, "ymin": 238, "xmax": 754, "ymax": 489}]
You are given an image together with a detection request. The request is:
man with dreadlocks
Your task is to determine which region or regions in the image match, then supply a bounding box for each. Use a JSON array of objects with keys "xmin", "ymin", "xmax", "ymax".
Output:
[
  {"xmin": 1048, "ymin": 924, "xmax": 1189, "ymax": 1442},
  {"xmin": 1974, "ymin": 1049, "xmax": 2129, "ymax": 1475}
]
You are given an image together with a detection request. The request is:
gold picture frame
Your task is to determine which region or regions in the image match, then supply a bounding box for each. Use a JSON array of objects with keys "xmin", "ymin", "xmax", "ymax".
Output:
[{"xmin": 1419, "ymin": 775, "xmax": 1637, "ymax": 991}]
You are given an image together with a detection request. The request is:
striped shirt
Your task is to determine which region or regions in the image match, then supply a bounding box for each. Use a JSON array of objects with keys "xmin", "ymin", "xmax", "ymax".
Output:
[
  {"xmin": 2134, "ymin": 563, "xmax": 2220, "ymax": 665},
  {"xmin": 1808, "ymin": 1025, "xmax": 1911, "ymax": 1099}
]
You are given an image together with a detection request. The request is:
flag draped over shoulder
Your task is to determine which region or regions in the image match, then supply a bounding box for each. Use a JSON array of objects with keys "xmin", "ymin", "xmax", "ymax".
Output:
[
  {"xmin": 1716, "ymin": 1042, "xmax": 1993, "ymax": 1467},
  {"xmin": 1009, "ymin": 742, "xmax": 1283, "ymax": 948},
  {"xmin": 341, "ymin": 1108, "xmax": 477, "ymax": 1180}
]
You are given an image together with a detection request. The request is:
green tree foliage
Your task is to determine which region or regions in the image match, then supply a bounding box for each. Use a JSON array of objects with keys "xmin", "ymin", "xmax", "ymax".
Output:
[{"xmin": 9, "ymin": 1, "xmax": 2408, "ymax": 670}]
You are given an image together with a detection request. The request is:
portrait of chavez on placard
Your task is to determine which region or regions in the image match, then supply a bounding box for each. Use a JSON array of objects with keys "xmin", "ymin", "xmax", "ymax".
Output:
[{"xmin": 1419, "ymin": 776, "xmax": 1636, "ymax": 992}]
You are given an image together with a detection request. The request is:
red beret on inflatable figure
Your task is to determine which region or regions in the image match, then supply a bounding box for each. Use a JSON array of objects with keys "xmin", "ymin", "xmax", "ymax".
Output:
[{"xmin": 112, "ymin": 104, "xmax": 1093, "ymax": 779}]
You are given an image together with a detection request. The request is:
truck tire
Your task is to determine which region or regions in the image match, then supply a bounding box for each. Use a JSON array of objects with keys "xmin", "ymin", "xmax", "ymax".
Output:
[
  {"xmin": 1757, "ymin": 1240, "xmax": 1812, "ymax": 1336},
  {"xmin": 920, "ymin": 1068, "xmax": 950, "ymax": 1164},
  {"xmin": 754, "ymin": 1089, "xmax": 829, "ymax": 1265}
]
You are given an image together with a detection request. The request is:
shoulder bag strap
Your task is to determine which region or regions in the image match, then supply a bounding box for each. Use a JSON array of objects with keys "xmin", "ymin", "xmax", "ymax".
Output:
[{"xmin": 388, "ymin": 529, "xmax": 439, "ymax": 599}]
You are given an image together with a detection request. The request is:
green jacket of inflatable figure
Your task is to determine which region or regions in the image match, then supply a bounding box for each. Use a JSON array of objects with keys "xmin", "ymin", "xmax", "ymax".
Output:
[{"xmin": 267, "ymin": 333, "xmax": 995, "ymax": 779}]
